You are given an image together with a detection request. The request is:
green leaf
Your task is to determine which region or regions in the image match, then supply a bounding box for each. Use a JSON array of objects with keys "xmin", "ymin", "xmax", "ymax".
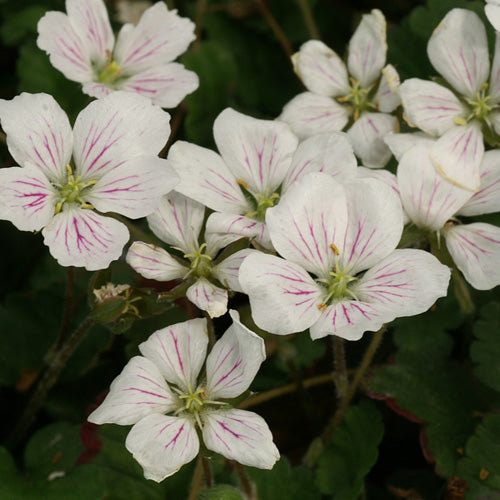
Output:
[
  {"xmin": 471, "ymin": 302, "xmax": 500, "ymax": 393},
  {"xmin": 315, "ymin": 400, "xmax": 384, "ymax": 499},
  {"xmin": 198, "ymin": 484, "xmax": 244, "ymax": 500},
  {"xmin": 457, "ymin": 414, "xmax": 500, "ymax": 499},
  {"xmin": 248, "ymin": 456, "xmax": 320, "ymax": 500},
  {"xmin": 0, "ymin": 447, "xmax": 32, "ymax": 498}
]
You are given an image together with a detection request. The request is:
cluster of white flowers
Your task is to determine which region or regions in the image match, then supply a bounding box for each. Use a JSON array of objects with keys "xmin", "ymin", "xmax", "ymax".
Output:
[{"xmin": 0, "ymin": 0, "xmax": 499, "ymax": 483}]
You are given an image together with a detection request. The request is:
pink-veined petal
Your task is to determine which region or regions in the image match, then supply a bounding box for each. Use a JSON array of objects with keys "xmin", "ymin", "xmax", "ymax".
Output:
[
  {"xmin": 87, "ymin": 156, "xmax": 178, "ymax": 218},
  {"xmin": 168, "ymin": 141, "xmax": 249, "ymax": 214},
  {"xmin": 338, "ymin": 177, "xmax": 403, "ymax": 275},
  {"xmin": 37, "ymin": 11, "xmax": 94, "ymax": 83},
  {"xmin": 139, "ymin": 317, "xmax": 208, "ymax": 391},
  {"xmin": 212, "ymin": 249, "xmax": 257, "ymax": 293},
  {"xmin": 399, "ymin": 79, "xmax": 467, "ymax": 136},
  {"xmin": 489, "ymin": 32, "xmax": 500, "ymax": 102},
  {"xmin": 114, "ymin": 2, "xmax": 195, "ymax": 73},
  {"xmin": 384, "ymin": 131, "xmax": 436, "ymax": 161},
  {"xmin": 347, "ymin": 112, "xmax": 398, "ymax": 168},
  {"xmin": 486, "ymin": 3, "xmax": 500, "ymax": 32},
  {"xmin": 81, "ymin": 82, "xmax": 113, "ymax": 99},
  {"xmin": 214, "ymin": 108, "xmax": 298, "ymax": 194},
  {"xmin": 72, "ymin": 91, "xmax": 171, "ymax": 179},
  {"xmin": 88, "ymin": 356, "xmax": 177, "ymax": 426},
  {"xmin": 0, "ymin": 166, "xmax": 57, "ymax": 231},
  {"xmin": 459, "ymin": 150, "xmax": 500, "ymax": 216},
  {"xmin": 125, "ymin": 414, "xmax": 199, "ymax": 482},
  {"xmin": 279, "ymin": 92, "xmax": 350, "ymax": 140},
  {"xmin": 120, "ymin": 63, "xmax": 199, "ymax": 108},
  {"xmin": 374, "ymin": 64, "xmax": 400, "ymax": 113},
  {"xmin": 348, "ymin": 9, "xmax": 387, "ymax": 88},
  {"xmin": 429, "ymin": 122, "xmax": 483, "ymax": 191},
  {"xmin": 147, "ymin": 192, "xmax": 205, "ymax": 252},
  {"xmin": 0, "ymin": 93, "xmax": 72, "ymax": 183},
  {"xmin": 206, "ymin": 309, "xmax": 265, "ymax": 399},
  {"xmin": 427, "ymin": 9, "xmax": 489, "ymax": 100},
  {"xmin": 266, "ymin": 172, "xmax": 348, "ymax": 276},
  {"xmin": 66, "ymin": 0, "xmax": 114, "ymax": 64},
  {"xmin": 397, "ymin": 146, "xmax": 472, "ymax": 231},
  {"xmin": 444, "ymin": 223, "xmax": 500, "ymax": 290},
  {"xmin": 186, "ymin": 279, "xmax": 228, "ymax": 318},
  {"xmin": 126, "ymin": 241, "xmax": 187, "ymax": 281},
  {"xmin": 42, "ymin": 207, "xmax": 129, "ymax": 270},
  {"xmin": 239, "ymin": 252, "xmax": 323, "ymax": 335},
  {"xmin": 282, "ymin": 132, "xmax": 357, "ymax": 193},
  {"xmin": 292, "ymin": 40, "xmax": 349, "ymax": 96},
  {"xmin": 202, "ymin": 408, "xmax": 279, "ymax": 469},
  {"xmin": 206, "ymin": 212, "xmax": 271, "ymax": 251}
]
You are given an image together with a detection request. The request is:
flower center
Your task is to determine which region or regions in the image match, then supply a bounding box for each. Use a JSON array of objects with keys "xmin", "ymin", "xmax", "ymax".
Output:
[
  {"xmin": 183, "ymin": 243, "xmax": 213, "ymax": 278},
  {"xmin": 237, "ymin": 180, "xmax": 280, "ymax": 222},
  {"xmin": 179, "ymin": 384, "xmax": 206, "ymax": 413},
  {"xmin": 54, "ymin": 165, "xmax": 97, "ymax": 214},
  {"xmin": 337, "ymin": 77, "xmax": 371, "ymax": 120},
  {"xmin": 97, "ymin": 51, "xmax": 122, "ymax": 85},
  {"xmin": 467, "ymin": 83, "xmax": 493, "ymax": 121}
]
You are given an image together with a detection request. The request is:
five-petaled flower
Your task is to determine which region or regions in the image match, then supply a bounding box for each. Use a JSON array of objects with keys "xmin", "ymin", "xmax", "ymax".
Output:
[
  {"xmin": 126, "ymin": 191, "xmax": 255, "ymax": 318},
  {"xmin": 88, "ymin": 311, "xmax": 279, "ymax": 482},
  {"xmin": 239, "ymin": 173, "xmax": 450, "ymax": 340},
  {"xmin": 278, "ymin": 9, "xmax": 400, "ymax": 168},
  {"xmin": 37, "ymin": 0, "xmax": 199, "ymax": 108},
  {"xmin": 0, "ymin": 91, "xmax": 178, "ymax": 270}
]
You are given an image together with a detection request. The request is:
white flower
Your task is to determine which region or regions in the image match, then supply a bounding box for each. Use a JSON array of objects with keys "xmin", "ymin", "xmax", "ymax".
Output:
[
  {"xmin": 239, "ymin": 173, "xmax": 450, "ymax": 340},
  {"xmin": 88, "ymin": 311, "xmax": 279, "ymax": 482},
  {"xmin": 37, "ymin": 0, "xmax": 198, "ymax": 108},
  {"xmin": 278, "ymin": 10, "xmax": 400, "ymax": 168},
  {"xmin": 486, "ymin": 0, "xmax": 500, "ymax": 31},
  {"xmin": 398, "ymin": 8, "xmax": 500, "ymax": 191},
  {"xmin": 126, "ymin": 191, "xmax": 255, "ymax": 318},
  {"xmin": 396, "ymin": 144, "xmax": 500, "ymax": 290},
  {"xmin": 168, "ymin": 107, "xmax": 357, "ymax": 250},
  {"xmin": 0, "ymin": 92, "xmax": 178, "ymax": 270}
]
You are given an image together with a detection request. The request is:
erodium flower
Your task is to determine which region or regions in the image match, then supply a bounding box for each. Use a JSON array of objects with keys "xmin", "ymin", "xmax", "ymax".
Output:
[
  {"xmin": 278, "ymin": 9, "xmax": 400, "ymax": 168},
  {"xmin": 88, "ymin": 312, "xmax": 279, "ymax": 482},
  {"xmin": 399, "ymin": 8, "xmax": 500, "ymax": 191},
  {"xmin": 168, "ymin": 107, "xmax": 357, "ymax": 250},
  {"xmin": 37, "ymin": 0, "xmax": 198, "ymax": 108},
  {"xmin": 0, "ymin": 91, "xmax": 178, "ymax": 270},
  {"xmin": 239, "ymin": 173, "xmax": 450, "ymax": 340},
  {"xmin": 126, "ymin": 191, "xmax": 255, "ymax": 318}
]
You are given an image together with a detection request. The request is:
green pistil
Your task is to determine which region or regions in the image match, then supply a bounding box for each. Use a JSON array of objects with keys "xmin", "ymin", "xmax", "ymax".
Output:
[
  {"xmin": 317, "ymin": 263, "xmax": 358, "ymax": 310},
  {"xmin": 97, "ymin": 59, "xmax": 121, "ymax": 85},
  {"xmin": 238, "ymin": 180, "xmax": 280, "ymax": 222},
  {"xmin": 337, "ymin": 77, "xmax": 371, "ymax": 120},
  {"xmin": 467, "ymin": 83, "xmax": 493, "ymax": 122},
  {"xmin": 183, "ymin": 243, "xmax": 213, "ymax": 278},
  {"xmin": 54, "ymin": 164, "xmax": 96, "ymax": 214},
  {"xmin": 179, "ymin": 384, "xmax": 206, "ymax": 413}
]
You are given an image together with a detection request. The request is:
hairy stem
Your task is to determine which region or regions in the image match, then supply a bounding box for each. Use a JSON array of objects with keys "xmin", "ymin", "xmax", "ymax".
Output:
[
  {"xmin": 333, "ymin": 336, "xmax": 348, "ymax": 399},
  {"xmin": 296, "ymin": 0, "xmax": 319, "ymax": 39},
  {"xmin": 254, "ymin": 0, "xmax": 293, "ymax": 58},
  {"xmin": 202, "ymin": 455, "xmax": 214, "ymax": 487},
  {"xmin": 232, "ymin": 461, "xmax": 255, "ymax": 499},
  {"xmin": 187, "ymin": 456, "xmax": 204, "ymax": 500}
]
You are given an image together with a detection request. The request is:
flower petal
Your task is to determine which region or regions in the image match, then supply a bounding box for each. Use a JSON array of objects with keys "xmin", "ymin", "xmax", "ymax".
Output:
[
  {"xmin": 120, "ymin": 63, "xmax": 199, "ymax": 108},
  {"xmin": 0, "ymin": 93, "xmax": 72, "ymax": 182},
  {"xmin": 486, "ymin": 3, "xmax": 500, "ymax": 32},
  {"xmin": 206, "ymin": 310, "xmax": 265, "ymax": 399},
  {"xmin": 126, "ymin": 241, "xmax": 187, "ymax": 281},
  {"xmin": 146, "ymin": 191, "xmax": 205, "ymax": 252},
  {"xmin": 87, "ymin": 156, "xmax": 178, "ymax": 218},
  {"xmin": 202, "ymin": 408, "xmax": 279, "ymax": 469},
  {"xmin": 88, "ymin": 356, "xmax": 177, "ymax": 426},
  {"xmin": 212, "ymin": 249, "xmax": 257, "ymax": 293},
  {"xmin": 126, "ymin": 414, "xmax": 199, "ymax": 482},
  {"xmin": 72, "ymin": 91, "xmax": 171, "ymax": 179},
  {"xmin": 427, "ymin": 8, "xmax": 489, "ymax": 99},
  {"xmin": 239, "ymin": 252, "xmax": 323, "ymax": 335},
  {"xmin": 186, "ymin": 279, "xmax": 228, "ymax": 318},
  {"xmin": 348, "ymin": 9, "xmax": 387, "ymax": 88},
  {"xmin": 266, "ymin": 172, "xmax": 347, "ymax": 276},
  {"xmin": 139, "ymin": 317, "xmax": 208, "ymax": 391},
  {"xmin": 384, "ymin": 131, "xmax": 436, "ymax": 161},
  {"xmin": 397, "ymin": 146, "xmax": 472, "ymax": 231},
  {"xmin": 279, "ymin": 92, "xmax": 350, "ymax": 140},
  {"xmin": 114, "ymin": 2, "xmax": 195, "ymax": 73},
  {"xmin": 42, "ymin": 207, "xmax": 129, "ymax": 270},
  {"xmin": 0, "ymin": 166, "xmax": 57, "ymax": 231},
  {"xmin": 444, "ymin": 223, "xmax": 500, "ymax": 290},
  {"xmin": 81, "ymin": 82, "xmax": 113, "ymax": 100},
  {"xmin": 399, "ymin": 79, "xmax": 467, "ymax": 136},
  {"xmin": 488, "ymin": 32, "xmax": 500, "ymax": 102},
  {"xmin": 168, "ymin": 141, "xmax": 249, "ymax": 214},
  {"xmin": 214, "ymin": 108, "xmax": 298, "ymax": 194},
  {"xmin": 282, "ymin": 132, "xmax": 357, "ymax": 192},
  {"xmin": 374, "ymin": 64, "xmax": 400, "ymax": 113},
  {"xmin": 37, "ymin": 11, "xmax": 94, "ymax": 83},
  {"xmin": 459, "ymin": 150, "xmax": 500, "ymax": 216},
  {"xmin": 429, "ymin": 122, "xmax": 483, "ymax": 191},
  {"xmin": 292, "ymin": 40, "xmax": 349, "ymax": 96},
  {"xmin": 347, "ymin": 112, "xmax": 398, "ymax": 168}
]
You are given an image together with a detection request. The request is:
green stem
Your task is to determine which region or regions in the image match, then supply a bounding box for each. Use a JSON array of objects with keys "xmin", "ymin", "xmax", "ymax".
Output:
[
  {"xmin": 232, "ymin": 461, "xmax": 255, "ymax": 499},
  {"xmin": 333, "ymin": 336, "xmax": 348, "ymax": 399},
  {"xmin": 194, "ymin": 0, "xmax": 208, "ymax": 48},
  {"xmin": 204, "ymin": 312, "xmax": 216, "ymax": 349},
  {"xmin": 187, "ymin": 456, "xmax": 204, "ymax": 500},
  {"xmin": 202, "ymin": 455, "xmax": 214, "ymax": 487},
  {"xmin": 6, "ymin": 316, "xmax": 96, "ymax": 449},
  {"xmin": 296, "ymin": 0, "xmax": 319, "ymax": 39},
  {"xmin": 303, "ymin": 327, "xmax": 385, "ymax": 467},
  {"xmin": 254, "ymin": 0, "xmax": 293, "ymax": 58}
]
